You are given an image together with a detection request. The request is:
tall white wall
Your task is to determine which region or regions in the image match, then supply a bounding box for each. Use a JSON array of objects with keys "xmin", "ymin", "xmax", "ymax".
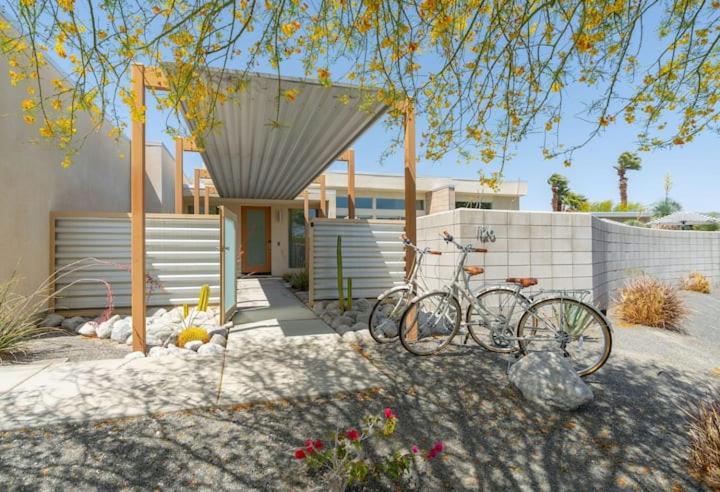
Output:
[
  {"xmin": 417, "ymin": 209, "xmax": 593, "ymax": 296},
  {"xmin": 417, "ymin": 209, "xmax": 720, "ymax": 311},
  {"xmin": 0, "ymin": 53, "xmax": 130, "ymax": 294},
  {"xmin": 592, "ymin": 219, "xmax": 720, "ymax": 309}
]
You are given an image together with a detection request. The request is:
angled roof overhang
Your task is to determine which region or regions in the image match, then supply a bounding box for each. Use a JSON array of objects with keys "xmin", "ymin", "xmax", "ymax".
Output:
[{"xmin": 179, "ymin": 69, "xmax": 389, "ymax": 200}]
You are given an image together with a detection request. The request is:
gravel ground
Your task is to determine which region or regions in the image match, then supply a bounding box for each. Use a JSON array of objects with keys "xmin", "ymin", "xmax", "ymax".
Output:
[
  {"xmin": 0, "ymin": 294, "xmax": 718, "ymax": 490},
  {"xmin": 0, "ymin": 331, "xmax": 130, "ymax": 365}
]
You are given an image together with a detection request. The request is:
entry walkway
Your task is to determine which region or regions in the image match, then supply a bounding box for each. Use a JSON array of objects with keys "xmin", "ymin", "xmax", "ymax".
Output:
[{"xmin": 0, "ymin": 280, "xmax": 385, "ymax": 431}]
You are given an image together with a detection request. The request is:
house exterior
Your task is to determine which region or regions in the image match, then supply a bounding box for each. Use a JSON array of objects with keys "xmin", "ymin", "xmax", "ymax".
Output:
[{"xmin": 179, "ymin": 168, "xmax": 527, "ymax": 278}]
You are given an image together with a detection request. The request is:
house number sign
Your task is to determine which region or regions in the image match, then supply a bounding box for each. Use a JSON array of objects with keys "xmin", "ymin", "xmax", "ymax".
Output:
[{"xmin": 476, "ymin": 225, "xmax": 496, "ymax": 243}]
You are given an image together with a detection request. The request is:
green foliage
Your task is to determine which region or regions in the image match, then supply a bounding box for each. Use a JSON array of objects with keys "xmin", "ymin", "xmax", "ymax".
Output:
[
  {"xmin": 624, "ymin": 219, "xmax": 646, "ymax": 228},
  {"xmin": 337, "ymin": 236, "xmax": 344, "ymax": 311},
  {"xmin": 0, "ymin": 274, "xmax": 53, "ymax": 360},
  {"xmin": 695, "ymin": 223, "xmax": 720, "ymax": 232},
  {"xmin": 614, "ymin": 202, "xmax": 645, "ymax": 212},
  {"xmin": 563, "ymin": 191, "xmax": 589, "ymax": 211},
  {"xmin": 285, "ymin": 270, "xmax": 309, "ymax": 290},
  {"xmin": 589, "ymin": 200, "xmax": 614, "ymax": 212},
  {"xmin": 615, "ymin": 151, "xmax": 643, "ymax": 172},
  {"xmin": 547, "ymin": 173, "xmax": 569, "ymax": 191},
  {"xmin": 652, "ymin": 198, "xmax": 683, "ymax": 218}
]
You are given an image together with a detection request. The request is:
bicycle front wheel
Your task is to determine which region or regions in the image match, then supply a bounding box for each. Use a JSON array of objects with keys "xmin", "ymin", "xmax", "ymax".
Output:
[
  {"xmin": 516, "ymin": 297, "xmax": 612, "ymax": 377},
  {"xmin": 399, "ymin": 291, "xmax": 461, "ymax": 356},
  {"xmin": 368, "ymin": 287, "xmax": 412, "ymax": 344},
  {"xmin": 466, "ymin": 287, "xmax": 528, "ymax": 353}
]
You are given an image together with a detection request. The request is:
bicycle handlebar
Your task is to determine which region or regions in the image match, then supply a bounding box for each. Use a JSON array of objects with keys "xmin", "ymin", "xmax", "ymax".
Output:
[
  {"xmin": 440, "ymin": 231, "xmax": 487, "ymax": 253},
  {"xmin": 399, "ymin": 234, "xmax": 442, "ymax": 255}
]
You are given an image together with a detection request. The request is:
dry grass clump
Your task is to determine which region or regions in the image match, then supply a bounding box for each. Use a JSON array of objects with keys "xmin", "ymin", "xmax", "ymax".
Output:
[
  {"xmin": 177, "ymin": 326, "xmax": 209, "ymax": 347},
  {"xmin": 689, "ymin": 398, "xmax": 720, "ymax": 489},
  {"xmin": 616, "ymin": 276, "xmax": 687, "ymax": 330},
  {"xmin": 681, "ymin": 272, "xmax": 711, "ymax": 294}
]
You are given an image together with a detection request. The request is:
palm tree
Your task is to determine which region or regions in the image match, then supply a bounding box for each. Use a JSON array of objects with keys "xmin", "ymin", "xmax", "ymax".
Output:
[
  {"xmin": 615, "ymin": 152, "xmax": 642, "ymax": 209},
  {"xmin": 547, "ymin": 174, "xmax": 569, "ymax": 211},
  {"xmin": 563, "ymin": 191, "xmax": 589, "ymax": 211}
]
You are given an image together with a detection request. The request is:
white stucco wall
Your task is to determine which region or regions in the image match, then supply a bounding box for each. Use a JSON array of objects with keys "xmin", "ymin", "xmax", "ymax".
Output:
[{"xmin": 0, "ymin": 53, "xmax": 131, "ymax": 293}]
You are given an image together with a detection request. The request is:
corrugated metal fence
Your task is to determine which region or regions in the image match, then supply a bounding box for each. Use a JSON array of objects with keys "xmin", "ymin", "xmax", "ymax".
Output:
[
  {"xmin": 309, "ymin": 218, "xmax": 405, "ymax": 301},
  {"xmin": 52, "ymin": 212, "xmax": 225, "ymax": 310}
]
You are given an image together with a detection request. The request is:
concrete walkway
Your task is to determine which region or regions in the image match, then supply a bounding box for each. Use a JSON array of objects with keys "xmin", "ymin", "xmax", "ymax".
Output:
[{"xmin": 0, "ymin": 280, "xmax": 385, "ymax": 431}]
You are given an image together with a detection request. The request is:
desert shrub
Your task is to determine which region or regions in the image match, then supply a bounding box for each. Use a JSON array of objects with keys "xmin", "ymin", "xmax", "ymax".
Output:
[
  {"xmin": 0, "ymin": 274, "xmax": 52, "ymax": 360},
  {"xmin": 289, "ymin": 269, "xmax": 309, "ymax": 291},
  {"xmin": 282, "ymin": 272, "xmax": 293, "ymax": 283},
  {"xmin": 689, "ymin": 397, "xmax": 720, "ymax": 489},
  {"xmin": 177, "ymin": 326, "xmax": 209, "ymax": 347},
  {"xmin": 616, "ymin": 276, "xmax": 687, "ymax": 330},
  {"xmin": 681, "ymin": 272, "xmax": 711, "ymax": 294},
  {"xmin": 624, "ymin": 219, "xmax": 646, "ymax": 228}
]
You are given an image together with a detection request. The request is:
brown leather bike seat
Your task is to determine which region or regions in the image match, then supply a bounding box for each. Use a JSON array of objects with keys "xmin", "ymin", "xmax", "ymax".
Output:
[
  {"xmin": 464, "ymin": 266, "xmax": 485, "ymax": 276},
  {"xmin": 506, "ymin": 277, "xmax": 538, "ymax": 288}
]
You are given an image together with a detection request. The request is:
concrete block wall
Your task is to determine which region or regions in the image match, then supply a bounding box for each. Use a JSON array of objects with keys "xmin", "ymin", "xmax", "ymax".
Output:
[
  {"xmin": 417, "ymin": 209, "xmax": 720, "ymax": 311},
  {"xmin": 592, "ymin": 219, "xmax": 720, "ymax": 309},
  {"xmin": 417, "ymin": 209, "xmax": 594, "ymax": 296}
]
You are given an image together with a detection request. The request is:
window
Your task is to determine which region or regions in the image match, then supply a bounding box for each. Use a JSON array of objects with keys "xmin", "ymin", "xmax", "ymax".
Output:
[
  {"xmin": 375, "ymin": 198, "xmax": 426, "ymax": 210},
  {"xmin": 288, "ymin": 208, "xmax": 316, "ymax": 268},
  {"xmin": 337, "ymin": 194, "xmax": 372, "ymax": 209},
  {"xmin": 456, "ymin": 201, "xmax": 492, "ymax": 210}
]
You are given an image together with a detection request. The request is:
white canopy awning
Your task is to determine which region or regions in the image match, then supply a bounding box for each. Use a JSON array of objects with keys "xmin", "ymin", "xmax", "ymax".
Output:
[
  {"xmin": 180, "ymin": 70, "xmax": 389, "ymax": 200},
  {"xmin": 648, "ymin": 211, "xmax": 719, "ymax": 226}
]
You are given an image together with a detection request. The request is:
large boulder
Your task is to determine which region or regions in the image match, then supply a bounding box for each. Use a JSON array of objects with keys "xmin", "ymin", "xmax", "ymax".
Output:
[
  {"xmin": 61, "ymin": 316, "xmax": 86, "ymax": 331},
  {"xmin": 111, "ymin": 319, "xmax": 132, "ymax": 342},
  {"xmin": 77, "ymin": 322, "xmax": 98, "ymax": 336},
  {"xmin": 508, "ymin": 352, "xmax": 594, "ymax": 411},
  {"xmin": 40, "ymin": 313, "xmax": 65, "ymax": 327},
  {"xmin": 197, "ymin": 343, "xmax": 225, "ymax": 355}
]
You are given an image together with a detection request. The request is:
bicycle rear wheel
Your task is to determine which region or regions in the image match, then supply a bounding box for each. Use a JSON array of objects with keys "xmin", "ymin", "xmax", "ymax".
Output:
[
  {"xmin": 516, "ymin": 297, "xmax": 612, "ymax": 377},
  {"xmin": 466, "ymin": 287, "xmax": 528, "ymax": 353},
  {"xmin": 368, "ymin": 287, "xmax": 412, "ymax": 343},
  {"xmin": 399, "ymin": 291, "xmax": 461, "ymax": 356}
]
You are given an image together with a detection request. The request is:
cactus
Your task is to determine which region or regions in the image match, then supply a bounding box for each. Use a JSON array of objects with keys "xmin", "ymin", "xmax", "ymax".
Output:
[
  {"xmin": 197, "ymin": 284, "xmax": 210, "ymax": 312},
  {"xmin": 337, "ymin": 236, "xmax": 344, "ymax": 311},
  {"xmin": 346, "ymin": 278, "xmax": 352, "ymax": 311},
  {"xmin": 182, "ymin": 303, "xmax": 189, "ymax": 318}
]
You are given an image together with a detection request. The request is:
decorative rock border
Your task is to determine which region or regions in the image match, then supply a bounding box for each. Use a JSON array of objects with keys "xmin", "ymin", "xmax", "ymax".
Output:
[
  {"xmin": 308, "ymin": 298, "xmax": 372, "ymax": 337},
  {"xmin": 41, "ymin": 307, "xmax": 230, "ymax": 358}
]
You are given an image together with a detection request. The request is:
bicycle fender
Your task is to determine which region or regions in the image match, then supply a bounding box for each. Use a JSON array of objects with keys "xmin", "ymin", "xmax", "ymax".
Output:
[{"xmin": 376, "ymin": 285, "xmax": 411, "ymax": 301}]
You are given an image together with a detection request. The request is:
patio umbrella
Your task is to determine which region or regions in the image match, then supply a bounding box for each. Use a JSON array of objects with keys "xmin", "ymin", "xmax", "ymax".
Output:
[{"xmin": 648, "ymin": 211, "xmax": 719, "ymax": 227}]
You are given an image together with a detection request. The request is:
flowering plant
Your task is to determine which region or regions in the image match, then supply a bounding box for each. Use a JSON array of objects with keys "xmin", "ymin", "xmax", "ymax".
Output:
[{"xmin": 292, "ymin": 407, "xmax": 444, "ymax": 491}]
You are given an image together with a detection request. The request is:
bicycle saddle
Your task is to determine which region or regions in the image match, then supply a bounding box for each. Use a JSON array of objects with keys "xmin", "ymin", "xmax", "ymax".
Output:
[
  {"xmin": 464, "ymin": 266, "xmax": 485, "ymax": 276},
  {"xmin": 506, "ymin": 277, "xmax": 538, "ymax": 288}
]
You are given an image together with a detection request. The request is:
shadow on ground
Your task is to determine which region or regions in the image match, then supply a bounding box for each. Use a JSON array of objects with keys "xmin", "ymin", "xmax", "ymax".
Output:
[{"xmin": 0, "ymin": 332, "xmax": 716, "ymax": 490}]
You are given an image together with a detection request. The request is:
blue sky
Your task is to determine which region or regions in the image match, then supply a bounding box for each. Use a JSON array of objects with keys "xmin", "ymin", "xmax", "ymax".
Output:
[{"xmin": 147, "ymin": 87, "xmax": 718, "ymax": 213}]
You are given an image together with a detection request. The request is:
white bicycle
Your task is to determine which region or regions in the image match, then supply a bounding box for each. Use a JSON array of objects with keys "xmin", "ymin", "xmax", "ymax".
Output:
[
  {"xmin": 399, "ymin": 231, "xmax": 612, "ymax": 377},
  {"xmin": 367, "ymin": 234, "xmax": 441, "ymax": 344}
]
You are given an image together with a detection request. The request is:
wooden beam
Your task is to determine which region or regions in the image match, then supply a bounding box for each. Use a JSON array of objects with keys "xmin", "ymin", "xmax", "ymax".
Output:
[
  {"xmin": 174, "ymin": 138, "xmax": 184, "ymax": 214},
  {"xmin": 194, "ymin": 169, "xmax": 201, "ymax": 215},
  {"xmin": 318, "ymin": 175, "xmax": 327, "ymax": 218},
  {"xmin": 130, "ymin": 64, "xmax": 147, "ymax": 353},
  {"xmin": 346, "ymin": 149, "xmax": 355, "ymax": 219},
  {"xmin": 143, "ymin": 66, "xmax": 170, "ymax": 91},
  {"xmin": 204, "ymin": 185, "xmax": 210, "ymax": 214},
  {"xmin": 404, "ymin": 101, "xmax": 417, "ymax": 274}
]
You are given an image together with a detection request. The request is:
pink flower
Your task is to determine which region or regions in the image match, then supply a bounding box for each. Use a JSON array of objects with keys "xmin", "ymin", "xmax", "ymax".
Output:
[
  {"xmin": 383, "ymin": 407, "xmax": 397, "ymax": 419},
  {"xmin": 411, "ymin": 445, "xmax": 419, "ymax": 455},
  {"xmin": 433, "ymin": 441, "xmax": 444, "ymax": 453},
  {"xmin": 346, "ymin": 428, "xmax": 361, "ymax": 441},
  {"xmin": 294, "ymin": 449, "xmax": 306, "ymax": 459},
  {"xmin": 427, "ymin": 449, "xmax": 438, "ymax": 460}
]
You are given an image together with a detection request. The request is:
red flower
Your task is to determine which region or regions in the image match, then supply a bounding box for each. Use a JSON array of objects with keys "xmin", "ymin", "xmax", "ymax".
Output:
[
  {"xmin": 427, "ymin": 449, "xmax": 438, "ymax": 460},
  {"xmin": 346, "ymin": 428, "xmax": 361, "ymax": 441},
  {"xmin": 383, "ymin": 407, "xmax": 396, "ymax": 419},
  {"xmin": 313, "ymin": 439, "xmax": 323, "ymax": 450},
  {"xmin": 433, "ymin": 441, "xmax": 444, "ymax": 453},
  {"xmin": 294, "ymin": 449, "xmax": 306, "ymax": 459}
]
